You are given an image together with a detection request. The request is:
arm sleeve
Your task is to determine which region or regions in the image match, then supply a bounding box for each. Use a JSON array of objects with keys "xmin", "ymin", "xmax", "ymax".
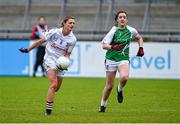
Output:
[
  {"xmin": 131, "ymin": 28, "xmax": 139, "ymax": 40},
  {"xmin": 67, "ymin": 37, "xmax": 77, "ymax": 53},
  {"xmin": 102, "ymin": 26, "xmax": 116, "ymax": 44}
]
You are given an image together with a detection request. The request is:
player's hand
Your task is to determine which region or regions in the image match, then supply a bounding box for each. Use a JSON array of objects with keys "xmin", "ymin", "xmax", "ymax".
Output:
[
  {"xmin": 137, "ymin": 47, "xmax": 144, "ymax": 57},
  {"xmin": 56, "ymin": 65, "xmax": 68, "ymax": 71},
  {"xmin": 19, "ymin": 48, "xmax": 29, "ymax": 53},
  {"xmin": 111, "ymin": 45, "xmax": 123, "ymax": 51}
]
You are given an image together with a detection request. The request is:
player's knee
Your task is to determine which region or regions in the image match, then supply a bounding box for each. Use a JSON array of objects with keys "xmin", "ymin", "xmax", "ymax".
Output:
[
  {"xmin": 50, "ymin": 80, "xmax": 58, "ymax": 91},
  {"xmin": 121, "ymin": 75, "xmax": 129, "ymax": 82},
  {"xmin": 50, "ymin": 84, "xmax": 58, "ymax": 91}
]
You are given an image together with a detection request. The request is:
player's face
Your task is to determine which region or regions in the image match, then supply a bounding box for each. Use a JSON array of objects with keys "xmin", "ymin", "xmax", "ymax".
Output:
[
  {"xmin": 39, "ymin": 18, "xmax": 46, "ymax": 25},
  {"xmin": 117, "ymin": 13, "xmax": 128, "ymax": 28},
  {"xmin": 64, "ymin": 19, "xmax": 75, "ymax": 32}
]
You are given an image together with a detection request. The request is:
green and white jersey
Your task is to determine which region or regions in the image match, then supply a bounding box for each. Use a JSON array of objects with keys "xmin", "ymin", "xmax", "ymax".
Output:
[{"xmin": 102, "ymin": 25, "xmax": 138, "ymax": 61}]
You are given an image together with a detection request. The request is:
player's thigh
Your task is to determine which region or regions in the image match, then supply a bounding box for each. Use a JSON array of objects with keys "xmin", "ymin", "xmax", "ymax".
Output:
[
  {"xmin": 118, "ymin": 63, "xmax": 130, "ymax": 78},
  {"xmin": 46, "ymin": 69, "xmax": 58, "ymax": 83},
  {"xmin": 106, "ymin": 71, "xmax": 116, "ymax": 85}
]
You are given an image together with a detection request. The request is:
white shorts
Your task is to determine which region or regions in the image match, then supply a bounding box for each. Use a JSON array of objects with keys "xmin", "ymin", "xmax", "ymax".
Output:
[
  {"xmin": 43, "ymin": 58, "xmax": 65, "ymax": 77},
  {"xmin": 104, "ymin": 59, "xmax": 129, "ymax": 72}
]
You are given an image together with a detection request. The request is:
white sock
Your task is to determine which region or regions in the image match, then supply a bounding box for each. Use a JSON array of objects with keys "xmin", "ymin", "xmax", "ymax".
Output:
[
  {"xmin": 118, "ymin": 83, "xmax": 122, "ymax": 92},
  {"xmin": 100, "ymin": 97, "xmax": 107, "ymax": 107}
]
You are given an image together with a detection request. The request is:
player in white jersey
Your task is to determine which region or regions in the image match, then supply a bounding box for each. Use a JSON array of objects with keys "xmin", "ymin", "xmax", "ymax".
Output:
[
  {"xmin": 43, "ymin": 26, "xmax": 76, "ymax": 74},
  {"xmin": 19, "ymin": 16, "xmax": 77, "ymax": 115}
]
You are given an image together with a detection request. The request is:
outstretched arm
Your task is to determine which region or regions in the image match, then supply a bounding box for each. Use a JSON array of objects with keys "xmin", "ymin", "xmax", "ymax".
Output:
[
  {"xmin": 19, "ymin": 37, "xmax": 45, "ymax": 53},
  {"xmin": 28, "ymin": 38, "xmax": 45, "ymax": 51}
]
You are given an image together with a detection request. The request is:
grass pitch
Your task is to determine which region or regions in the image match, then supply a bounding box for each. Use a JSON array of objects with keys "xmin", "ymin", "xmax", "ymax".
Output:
[{"xmin": 0, "ymin": 77, "xmax": 180, "ymax": 123}]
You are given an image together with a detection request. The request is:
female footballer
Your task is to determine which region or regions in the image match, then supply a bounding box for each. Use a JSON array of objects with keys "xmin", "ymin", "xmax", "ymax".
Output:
[
  {"xmin": 99, "ymin": 10, "xmax": 144, "ymax": 112},
  {"xmin": 19, "ymin": 16, "xmax": 77, "ymax": 115}
]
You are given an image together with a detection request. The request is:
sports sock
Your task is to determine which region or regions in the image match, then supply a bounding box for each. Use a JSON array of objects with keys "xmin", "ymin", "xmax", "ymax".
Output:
[
  {"xmin": 118, "ymin": 83, "xmax": 122, "ymax": 92},
  {"xmin": 46, "ymin": 101, "xmax": 53, "ymax": 114},
  {"xmin": 100, "ymin": 97, "xmax": 107, "ymax": 107}
]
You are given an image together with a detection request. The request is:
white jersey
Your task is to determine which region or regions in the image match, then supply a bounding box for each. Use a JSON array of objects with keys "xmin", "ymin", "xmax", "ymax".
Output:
[{"xmin": 43, "ymin": 27, "xmax": 77, "ymax": 62}]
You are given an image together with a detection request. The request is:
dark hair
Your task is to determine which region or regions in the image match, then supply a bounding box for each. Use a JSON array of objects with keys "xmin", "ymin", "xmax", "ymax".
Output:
[
  {"xmin": 115, "ymin": 10, "xmax": 128, "ymax": 21},
  {"xmin": 60, "ymin": 16, "xmax": 75, "ymax": 27}
]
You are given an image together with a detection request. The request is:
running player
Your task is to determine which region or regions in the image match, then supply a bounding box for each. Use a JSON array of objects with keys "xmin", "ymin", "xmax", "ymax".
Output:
[
  {"xmin": 19, "ymin": 16, "xmax": 77, "ymax": 115},
  {"xmin": 99, "ymin": 10, "xmax": 144, "ymax": 112}
]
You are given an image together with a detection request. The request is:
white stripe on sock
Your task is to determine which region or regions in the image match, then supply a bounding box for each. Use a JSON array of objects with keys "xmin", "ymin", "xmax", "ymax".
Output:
[
  {"xmin": 101, "ymin": 97, "xmax": 107, "ymax": 107},
  {"xmin": 118, "ymin": 83, "xmax": 122, "ymax": 92}
]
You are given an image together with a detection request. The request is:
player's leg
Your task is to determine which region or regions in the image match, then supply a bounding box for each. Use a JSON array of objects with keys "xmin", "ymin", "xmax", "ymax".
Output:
[
  {"xmin": 99, "ymin": 71, "xmax": 116, "ymax": 112},
  {"xmin": 117, "ymin": 62, "xmax": 129, "ymax": 103},
  {"xmin": 45, "ymin": 69, "xmax": 58, "ymax": 115},
  {"xmin": 55, "ymin": 76, "xmax": 63, "ymax": 92}
]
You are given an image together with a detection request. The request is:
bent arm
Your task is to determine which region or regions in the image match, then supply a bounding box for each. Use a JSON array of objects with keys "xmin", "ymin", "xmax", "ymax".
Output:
[
  {"xmin": 135, "ymin": 34, "xmax": 143, "ymax": 47},
  {"xmin": 64, "ymin": 52, "xmax": 71, "ymax": 59},
  {"xmin": 28, "ymin": 37, "xmax": 45, "ymax": 52},
  {"xmin": 102, "ymin": 43, "xmax": 112, "ymax": 50},
  {"xmin": 102, "ymin": 26, "xmax": 116, "ymax": 50}
]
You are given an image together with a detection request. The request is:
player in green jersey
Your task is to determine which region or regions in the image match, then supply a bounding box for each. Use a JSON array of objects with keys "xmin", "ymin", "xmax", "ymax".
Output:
[{"xmin": 99, "ymin": 10, "xmax": 144, "ymax": 112}]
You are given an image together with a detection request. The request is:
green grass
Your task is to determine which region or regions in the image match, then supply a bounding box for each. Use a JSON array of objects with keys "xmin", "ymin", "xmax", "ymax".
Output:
[{"xmin": 0, "ymin": 77, "xmax": 180, "ymax": 123}]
